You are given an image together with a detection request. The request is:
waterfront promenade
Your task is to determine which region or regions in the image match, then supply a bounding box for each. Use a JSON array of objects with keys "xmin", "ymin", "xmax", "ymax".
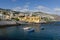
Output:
[
  {"xmin": 0, "ymin": 20, "xmax": 53, "ymax": 28},
  {"xmin": 0, "ymin": 21, "xmax": 20, "ymax": 28}
]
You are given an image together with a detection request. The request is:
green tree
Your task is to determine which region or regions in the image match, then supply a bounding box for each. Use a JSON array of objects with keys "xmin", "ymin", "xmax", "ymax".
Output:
[
  {"xmin": 44, "ymin": 17, "xmax": 51, "ymax": 22},
  {"xmin": 0, "ymin": 18, "xmax": 1, "ymax": 21},
  {"xmin": 14, "ymin": 18, "xmax": 19, "ymax": 21},
  {"xmin": 11, "ymin": 18, "xmax": 19, "ymax": 21}
]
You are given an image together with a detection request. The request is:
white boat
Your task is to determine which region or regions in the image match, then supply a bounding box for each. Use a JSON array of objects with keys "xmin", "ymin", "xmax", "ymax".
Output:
[{"xmin": 23, "ymin": 27, "xmax": 34, "ymax": 32}]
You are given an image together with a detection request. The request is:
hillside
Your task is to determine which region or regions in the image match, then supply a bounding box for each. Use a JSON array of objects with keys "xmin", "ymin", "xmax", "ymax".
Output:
[
  {"xmin": 33, "ymin": 12, "xmax": 60, "ymax": 21},
  {"xmin": 0, "ymin": 8, "xmax": 60, "ymax": 21}
]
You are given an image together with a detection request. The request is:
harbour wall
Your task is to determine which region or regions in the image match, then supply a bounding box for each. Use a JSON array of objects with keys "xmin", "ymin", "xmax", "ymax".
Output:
[{"xmin": 0, "ymin": 21, "xmax": 20, "ymax": 28}]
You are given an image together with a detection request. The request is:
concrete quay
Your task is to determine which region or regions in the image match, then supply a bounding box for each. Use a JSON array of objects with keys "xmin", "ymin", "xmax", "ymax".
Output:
[{"xmin": 0, "ymin": 21, "xmax": 20, "ymax": 28}]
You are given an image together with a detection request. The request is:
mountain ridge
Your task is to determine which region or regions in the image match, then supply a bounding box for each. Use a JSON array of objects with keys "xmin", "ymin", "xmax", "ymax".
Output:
[{"xmin": 0, "ymin": 8, "xmax": 60, "ymax": 21}]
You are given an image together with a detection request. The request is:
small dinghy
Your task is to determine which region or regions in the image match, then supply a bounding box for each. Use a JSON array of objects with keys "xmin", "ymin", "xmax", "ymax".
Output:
[
  {"xmin": 41, "ymin": 27, "xmax": 45, "ymax": 30},
  {"xmin": 23, "ymin": 27, "xmax": 34, "ymax": 32}
]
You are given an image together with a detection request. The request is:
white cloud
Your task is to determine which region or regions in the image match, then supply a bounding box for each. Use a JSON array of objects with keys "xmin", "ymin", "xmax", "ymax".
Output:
[
  {"xmin": 20, "ymin": 9, "xmax": 29, "ymax": 12},
  {"xmin": 12, "ymin": 3, "xmax": 30, "ymax": 12},
  {"xmin": 12, "ymin": 5, "xmax": 53, "ymax": 13},
  {"xmin": 35, "ymin": 5, "xmax": 53, "ymax": 13},
  {"xmin": 54, "ymin": 8, "xmax": 60, "ymax": 15},
  {"xmin": 12, "ymin": 7, "xmax": 21, "ymax": 11},
  {"xmin": 54, "ymin": 8, "xmax": 60, "ymax": 12},
  {"xmin": 36, "ymin": 6, "xmax": 47, "ymax": 9},
  {"xmin": 12, "ymin": 6, "xmax": 29, "ymax": 12},
  {"xmin": 12, "ymin": 5, "xmax": 60, "ymax": 15}
]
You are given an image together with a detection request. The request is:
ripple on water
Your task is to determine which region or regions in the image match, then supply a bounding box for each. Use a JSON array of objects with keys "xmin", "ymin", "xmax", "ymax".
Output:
[{"xmin": 0, "ymin": 22, "xmax": 60, "ymax": 40}]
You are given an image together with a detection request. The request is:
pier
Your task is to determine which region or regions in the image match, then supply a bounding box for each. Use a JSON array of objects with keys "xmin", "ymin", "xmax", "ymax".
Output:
[
  {"xmin": 0, "ymin": 21, "xmax": 47, "ymax": 28},
  {"xmin": 0, "ymin": 21, "xmax": 20, "ymax": 28}
]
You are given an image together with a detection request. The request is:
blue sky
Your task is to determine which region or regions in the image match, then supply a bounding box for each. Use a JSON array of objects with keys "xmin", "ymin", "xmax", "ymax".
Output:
[{"xmin": 0, "ymin": 0, "xmax": 60, "ymax": 15}]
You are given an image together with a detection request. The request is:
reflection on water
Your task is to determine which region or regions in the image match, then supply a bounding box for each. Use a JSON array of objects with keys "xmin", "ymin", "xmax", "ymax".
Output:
[
  {"xmin": 21, "ymin": 24, "xmax": 41, "ymax": 32},
  {"xmin": 0, "ymin": 28, "xmax": 7, "ymax": 37},
  {"xmin": 0, "ymin": 24, "xmax": 41, "ymax": 39},
  {"xmin": 0, "ymin": 22, "xmax": 60, "ymax": 40}
]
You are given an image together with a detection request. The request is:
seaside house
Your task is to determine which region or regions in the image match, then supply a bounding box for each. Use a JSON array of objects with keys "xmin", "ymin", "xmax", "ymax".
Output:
[
  {"xmin": 18, "ymin": 14, "xmax": 25, "ymax": 21},
  {"xmin": 25, "ymin": 16, "xmax": 41, "ymax": 23},
  {"xmin": 4, "ymin": 15, "xmax": 10, "ymax": 20},
  {"xmin": 0, "ymin": 11, "xmax": 5, "ymax": 20},
  {"xmin": 0, "ymin": 13, "xmax": 3, "ymax": 20},
  {"xmin": 18, "ymin": 15, "xmax": 41, "ymax": 23}
]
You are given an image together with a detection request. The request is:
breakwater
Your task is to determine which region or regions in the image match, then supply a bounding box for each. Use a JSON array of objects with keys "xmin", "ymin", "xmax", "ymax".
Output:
[{"xmin": 0, "ymin": 21, "xmax": 20, "ymax": 28}]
